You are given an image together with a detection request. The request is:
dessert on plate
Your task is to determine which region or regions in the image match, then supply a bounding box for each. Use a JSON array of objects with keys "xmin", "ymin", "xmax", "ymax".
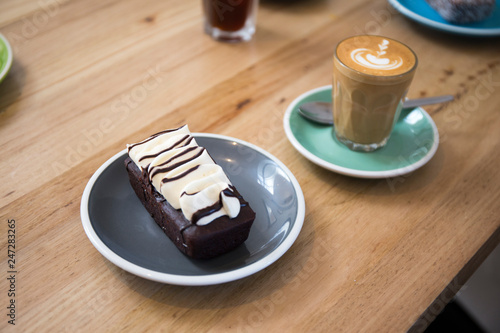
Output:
[
  {"xmin": 425, "ymin": 0, "xmax": 496, "ymax": 23},
  {"xmin": 125, "ymin": 125, "xmax": 255, "ymax": 259}
]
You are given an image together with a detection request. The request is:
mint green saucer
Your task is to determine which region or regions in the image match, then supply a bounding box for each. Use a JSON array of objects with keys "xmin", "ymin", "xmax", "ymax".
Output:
[
  {"xmin": 0, "ymin": 33, "xmax": 13, "ymax": 84},
  {"xmin": 283, "ymin": 85, "xmax": 439, "ymax": 178}
]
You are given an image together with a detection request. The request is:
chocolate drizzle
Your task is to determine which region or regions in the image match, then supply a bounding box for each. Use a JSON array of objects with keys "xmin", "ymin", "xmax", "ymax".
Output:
[
  {"xmin": 161, "ymin": 165, "xmax": 201, "ymax": 184},
  {"xmin": 149, "ymin": 146, "xmax": 205, "ymax": 180},
  {"xmin": 138, "ymin": 134, "xmax": 194, "ymax": 162},
  {"xmin": 185, "ymin": 185, "xmax": 246, "ymax": 225},
  {"xmin": 127, "ymin": 126, "xmax": 184, "ymax": 152},
  {"xmin": 129, "ymin": 125, "xmax": 243, "ymax": 226}
]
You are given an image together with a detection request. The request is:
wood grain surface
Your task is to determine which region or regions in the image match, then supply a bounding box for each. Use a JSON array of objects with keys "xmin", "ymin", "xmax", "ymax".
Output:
[{"xmin": 1, "ymin": 0, "xmax": 499, "ymax": 331}]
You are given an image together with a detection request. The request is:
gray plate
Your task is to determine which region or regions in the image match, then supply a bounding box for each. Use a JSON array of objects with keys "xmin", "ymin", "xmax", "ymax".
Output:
[{"xmin": 81, "ymin": 133, "xmax": 305, "ymax": 285}]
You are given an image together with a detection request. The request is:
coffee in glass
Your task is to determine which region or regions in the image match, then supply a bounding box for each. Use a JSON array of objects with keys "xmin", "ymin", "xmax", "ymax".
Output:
[{"xmin": 333, "ymin": 35, "xmax": 417, "ymax": 151}]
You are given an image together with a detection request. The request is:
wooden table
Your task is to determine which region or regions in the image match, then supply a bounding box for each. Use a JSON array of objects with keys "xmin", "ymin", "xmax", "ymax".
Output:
[{"xmin": 1, "ymin": 0, "xmax": 499, "ymax": 331}]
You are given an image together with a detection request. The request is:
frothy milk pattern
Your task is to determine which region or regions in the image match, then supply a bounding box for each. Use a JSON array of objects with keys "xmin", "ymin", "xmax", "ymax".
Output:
[{"xmin": 350, "ymin": 39, "xmax": 403, "ymax": 71}]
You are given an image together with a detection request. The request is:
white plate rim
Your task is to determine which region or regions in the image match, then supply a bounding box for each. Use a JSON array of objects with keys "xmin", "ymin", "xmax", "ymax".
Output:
[
  {"xmin": 283, "ymin": 85, "xmax": 440, "ymax": 179},
  {"xmin": 81, "ymin": 133, "xmax": 305, "ymax": 286},
  {"xmin": 0, "ymin": 33, "xmax": 13, "ymax": 82},
  {"xmin": 388, "ymin": 0, "xmax": 500, "ymax": 37}
]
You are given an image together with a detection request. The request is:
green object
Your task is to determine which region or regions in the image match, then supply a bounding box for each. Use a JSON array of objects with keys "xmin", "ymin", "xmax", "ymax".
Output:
[
  {"xmin": 0, "ymin": 33, "xmax": 13, "ymax": 84},
  {"xmin": 284, "ymin": 86, "xmax": 439, "ymax": 178}
]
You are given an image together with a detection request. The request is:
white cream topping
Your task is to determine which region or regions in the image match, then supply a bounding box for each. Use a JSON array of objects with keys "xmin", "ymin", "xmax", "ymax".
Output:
[
  {"xmin": 350, "ymin": 39, "xmax": 403, "ymax": 71},
  {"xmin": 127, "ymin": 127, "xmax": 194, "ymax": 169},
  {"xmin": 127, "ymin": 125, "xmax": 241, "ymax": 225},
  {"xmin": 180, "ymin": 182, "xmax": 240, "ymax": 226},
  {"xmin": 149, "ymin": 146, "xmax": 208, "ymax": 191}
]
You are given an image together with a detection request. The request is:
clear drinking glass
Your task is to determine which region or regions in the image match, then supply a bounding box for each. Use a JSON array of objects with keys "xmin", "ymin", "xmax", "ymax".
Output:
[
  {"xmin": 202, "ymin": 0, "xmax": 259, "ymax": 42},
  {"xmin": 333, "ymin": 35, "xmax": 418, "ymax": 152}
]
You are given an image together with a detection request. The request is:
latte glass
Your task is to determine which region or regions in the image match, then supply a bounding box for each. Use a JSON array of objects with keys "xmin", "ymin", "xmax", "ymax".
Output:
[
  {"xmin": 202, "ymin": 0, "xmax": 259, "ymax": 43},
  {"xmin": 333, "ymin": 35, "xmax": 417, "ymax": 152}
]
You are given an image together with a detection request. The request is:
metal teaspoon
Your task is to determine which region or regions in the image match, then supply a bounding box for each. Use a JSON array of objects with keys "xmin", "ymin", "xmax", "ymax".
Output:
[{"xmin": 298, "ymin": 95, "xmax": 454, "ymax": 125}]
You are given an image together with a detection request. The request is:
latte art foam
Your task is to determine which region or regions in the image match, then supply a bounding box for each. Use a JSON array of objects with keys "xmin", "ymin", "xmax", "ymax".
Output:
[
  {"xmin": 336, "ymin": 35, "xmax": 416, "ymax": 78},
  {"xmin": 350, "ymin": 39, "xmax": 403, "ymax": 71}
]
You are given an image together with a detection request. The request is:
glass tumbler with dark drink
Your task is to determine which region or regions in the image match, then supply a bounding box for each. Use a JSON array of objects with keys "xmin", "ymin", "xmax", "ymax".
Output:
[{"xmin": 202, "ymin": 0, "xmax": 259, "ymax": 42}]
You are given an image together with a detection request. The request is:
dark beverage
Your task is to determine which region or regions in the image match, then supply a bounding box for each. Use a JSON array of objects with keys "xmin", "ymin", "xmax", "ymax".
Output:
[
  {"xmin": 202, "ymin": 0, "xmax": 258, "ymax": 42},
  {"xmin": 204, "ymin": 0, "xmax": 253, "ymax": 31}
]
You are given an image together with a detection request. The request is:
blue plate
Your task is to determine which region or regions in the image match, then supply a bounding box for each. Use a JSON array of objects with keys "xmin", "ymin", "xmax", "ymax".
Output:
[{"xmin": 388, "ymin": 0, "xmax": 500, "ymax": 36}]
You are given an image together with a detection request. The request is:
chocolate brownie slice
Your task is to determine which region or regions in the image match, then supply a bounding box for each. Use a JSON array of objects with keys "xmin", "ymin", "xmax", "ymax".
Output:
[{"xmin": 124, "ymin": 126, "xmax": 255, "ymax": 259}]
